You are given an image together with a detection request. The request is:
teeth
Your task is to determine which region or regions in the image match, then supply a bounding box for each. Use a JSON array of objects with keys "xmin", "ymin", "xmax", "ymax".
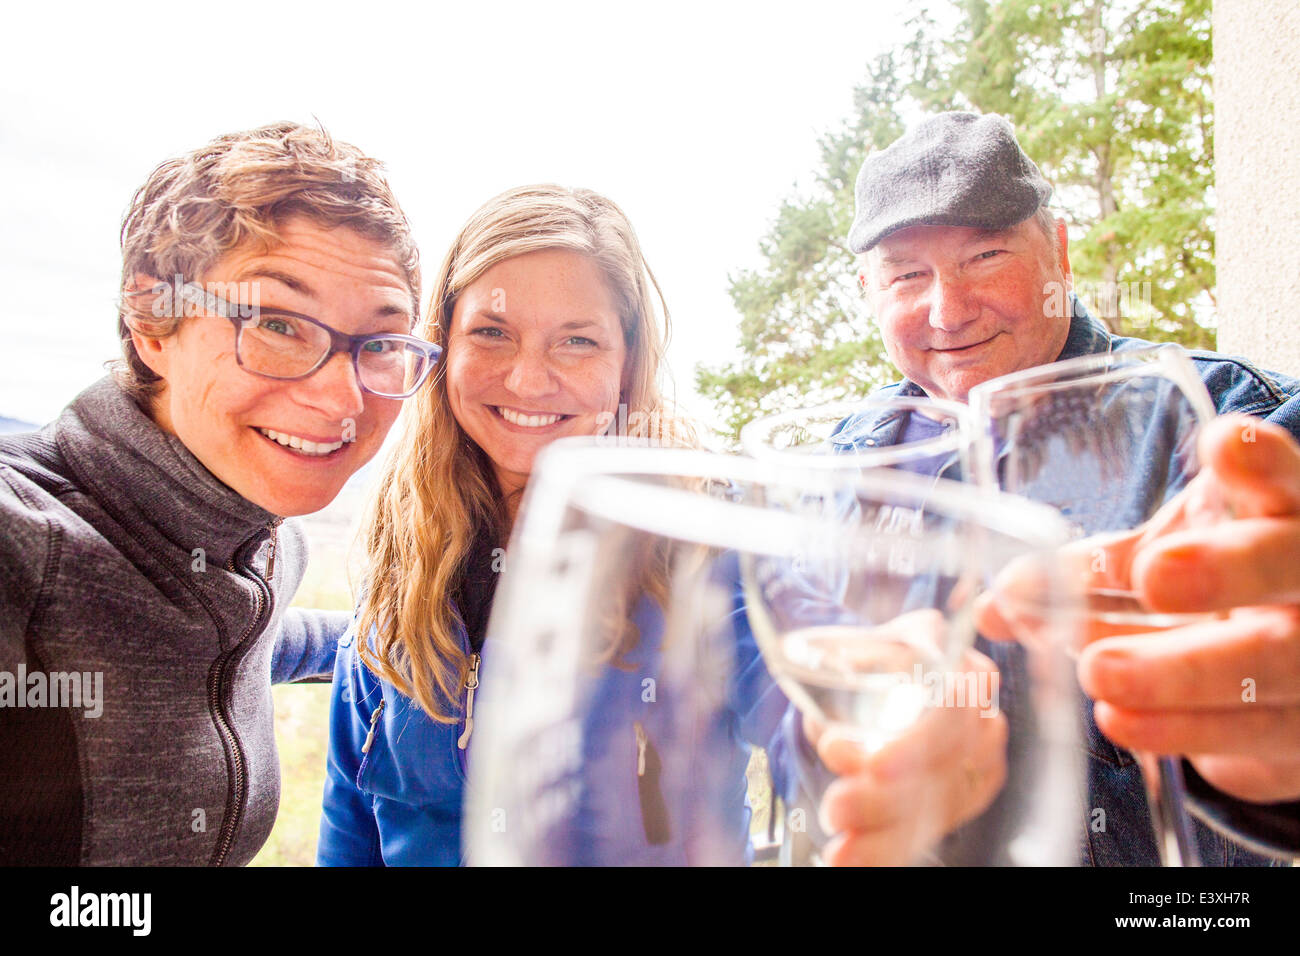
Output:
[
  {"xmin": 257, "ymin": 428, "xmax": 345, "ymax": 456},
  {"xmin": 497, "ymin": 407, "xmax": 563, "ymax": 428}
]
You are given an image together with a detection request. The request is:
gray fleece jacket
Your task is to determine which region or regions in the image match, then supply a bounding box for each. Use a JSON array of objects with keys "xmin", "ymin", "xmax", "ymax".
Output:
[{"xmin": 0, "ymin": 377, "xmax": 348, "ymax": 865}]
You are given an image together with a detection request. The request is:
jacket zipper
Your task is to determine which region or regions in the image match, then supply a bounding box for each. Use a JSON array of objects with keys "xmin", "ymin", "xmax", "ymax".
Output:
[
  {"xmin": 265, "ymin": 522, "xmax": 279, "ymax": 579},
  {"xmin": 634, "ymin": 719, "xmax": 671, "ymax": 845},
  {"xmin": 208, "ymin": 517, "xmax": 280, "ymax": 867},
  {"xmin": 362, "ymin": 699, "xmax": 387, "ymax": 754},
  {"xmin": 457, "ymin": 653, "xmax": 480, "ymax": 750},
  {"xmin": 634, "ymin": 721, "xmax": 648, "ymax": 776}
]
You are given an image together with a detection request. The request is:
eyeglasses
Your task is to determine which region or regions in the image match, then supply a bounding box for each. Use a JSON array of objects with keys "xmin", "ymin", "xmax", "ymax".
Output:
[{"xmin": 129, "ymin": 280, "xmax": 441, "ymax": 399}]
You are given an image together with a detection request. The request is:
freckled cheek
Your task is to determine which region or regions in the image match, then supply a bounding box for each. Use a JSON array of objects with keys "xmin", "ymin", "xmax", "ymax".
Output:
[
  {"xmin": 355, "ymin": 400, "xmax": 402, "ymax": 450},
  {"xmin": 565, "ymin": 362, "xmax": 623, "ymax": 414},
  {"xmin": 445, "ymin": 349, "xmax": 504, "ymax": 407}
]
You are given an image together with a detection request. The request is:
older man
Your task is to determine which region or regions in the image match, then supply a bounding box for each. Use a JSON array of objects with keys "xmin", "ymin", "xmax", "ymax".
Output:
[
  {"xmin": 829, "ymin": 111, "xmax": 1300, "ymax": 864},
  {"xmin": 0, "ymin": 123, "xmax": 439, "ymax": 864}
]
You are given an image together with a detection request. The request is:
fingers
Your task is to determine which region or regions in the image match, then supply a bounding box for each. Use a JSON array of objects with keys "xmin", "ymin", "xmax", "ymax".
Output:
[
  {"xmin": 812, "ymin": 648, "xmax": 1008, "ymax": 865},
  {"xmin": 1200, "ymin": 414, "xmax": 1300, "ymax": 518},
  {"xmin": 1093, "ymin": 700, "xmax": 1300, "ymax": 761},
  {"xmin": 1132, "ymin": 517, "xmax": 1300, "ymax": 612},
  {"xmin": 976, "ymin": 546, "xmax": 1100, "ymax": 644},
  {"xmin": 813, "ymin": 646, "xmax": 1000, "ymax": 777},
  {"xmin": 1187, "ymin": 754, "xmax": 1300, "ymax": 804},
  {"xmin": 1078, "ymin": 606, "xmax": 1300, "ymax": 709},
  {"xmin": 819, "ymin": 713, "xmax": 1006, "ymax": 866}
]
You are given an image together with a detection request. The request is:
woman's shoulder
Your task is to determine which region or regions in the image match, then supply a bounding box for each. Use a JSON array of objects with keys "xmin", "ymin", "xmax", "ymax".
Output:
[{"xmin": 0, "ymin": 430, "xmax": 89, "ymax": 593}]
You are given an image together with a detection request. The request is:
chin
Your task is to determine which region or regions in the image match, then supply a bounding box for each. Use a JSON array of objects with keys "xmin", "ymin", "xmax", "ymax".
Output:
[
  {"xmin": 242, "ymin": 479, "xmax": 344, "ymax": 519},
  {"xmin": 264, "ymin": 493, "xmax": 336, "ymax": 518}
]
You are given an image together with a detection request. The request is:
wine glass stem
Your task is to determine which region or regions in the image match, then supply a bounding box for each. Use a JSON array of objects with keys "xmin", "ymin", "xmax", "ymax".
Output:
[{"xmin": 1141, "ymin": 753, "xmax": 1201, "ymax": 867}]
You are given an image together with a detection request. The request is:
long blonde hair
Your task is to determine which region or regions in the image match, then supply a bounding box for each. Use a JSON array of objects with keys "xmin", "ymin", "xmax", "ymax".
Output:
[{"xmin": 356, "ymin": 184, "xmax": 693, "ymax": 721}]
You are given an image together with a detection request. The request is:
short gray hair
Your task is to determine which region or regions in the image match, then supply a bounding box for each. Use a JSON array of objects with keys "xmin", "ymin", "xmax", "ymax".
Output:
[{"xmin": 1033, "ymin": 204, "xmax": 1061, "ymax": 259}]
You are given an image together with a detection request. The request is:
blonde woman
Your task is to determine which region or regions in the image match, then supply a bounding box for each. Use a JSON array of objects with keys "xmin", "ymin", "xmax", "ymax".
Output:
[{"xmin": 316, "ymin": 184, "xmax": 792, "ymax": 865}]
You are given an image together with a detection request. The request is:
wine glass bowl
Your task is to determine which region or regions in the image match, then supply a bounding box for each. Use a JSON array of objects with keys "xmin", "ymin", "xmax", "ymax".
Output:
[
  {"xmin": 466, "ymin": 441, "xmax": 1083, "ymax": 865},
  {"xmin": 968, "ymin": 343, "xmax": 1222, "ymax": 866},
  {"xmin": 740, "ymin": 395, "xmax": 977, "ymax": 477}
]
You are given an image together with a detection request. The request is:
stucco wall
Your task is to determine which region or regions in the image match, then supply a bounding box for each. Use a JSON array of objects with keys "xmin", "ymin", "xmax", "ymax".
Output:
[{"xmin": 1214, "ymin": 0, "xmax": 1300, "ymax": 374}]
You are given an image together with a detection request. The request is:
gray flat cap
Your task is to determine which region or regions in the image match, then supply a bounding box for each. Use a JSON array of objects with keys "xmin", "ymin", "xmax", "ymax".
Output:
[{"xmin": 848, "ymin": 111, "xmax": 1051, "ymax": 254}]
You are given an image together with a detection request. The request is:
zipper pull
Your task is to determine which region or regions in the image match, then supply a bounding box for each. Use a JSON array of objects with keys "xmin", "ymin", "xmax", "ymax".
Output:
[
  {"xmin": 265, "ymin": 520, "xmax": 281, "ymax": 579},
  {"xmin": 457, "ymin": 653, "xmax": 481, "ymax": 750},
  {"xmin": 634, "ymin": 720, "xmax": 648, "ymax": 777},
  {"xmin": 633, "ymin": 720, "xmax": 670, "ymax": 844},
  {"xmin": 361, "ymin": 698, "xmax": 386, "ymax": 754}
]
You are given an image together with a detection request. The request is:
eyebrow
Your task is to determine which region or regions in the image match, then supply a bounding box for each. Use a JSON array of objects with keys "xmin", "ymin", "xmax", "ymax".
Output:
[
  {"xmin": 234, "ymin": 268, "xmax": 315, "ymax": 298},
  {"xmin": 966, "ymin": 227, "xmax": 1017, "ymax": 244},
  {"xmin": 234, "ymin": 268, "xmax": 409, "ymax": 319},
  {"xmin": 877, "ymin": 227, "xmax": 1019, "ymax": 266},
  {"xmin": 471, "ymin": 310, "xmax": 608, "ymax": 331},
  {"xmin": 876, "ymin": 251, "xmax": 921, "ymax": 268}
]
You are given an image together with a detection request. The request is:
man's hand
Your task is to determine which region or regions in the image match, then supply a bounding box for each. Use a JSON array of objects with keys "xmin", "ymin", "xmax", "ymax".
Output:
[
  {"xmin": 1081, "ymin": 415, "xmax": 1300, "ymax": 803},
  {"xmin": 982, "ymin": 414, "xmax": 1300, "ymax": 804},
  {"xmin": 802, "ymin": 645, "xmax": 1007, "ymax": 865}
]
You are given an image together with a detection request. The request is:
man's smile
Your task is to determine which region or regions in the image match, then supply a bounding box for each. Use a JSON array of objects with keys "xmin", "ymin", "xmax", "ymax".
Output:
[{"xmin": 931, "ymin": 333, "xmax": 1000, "ymax": 354}]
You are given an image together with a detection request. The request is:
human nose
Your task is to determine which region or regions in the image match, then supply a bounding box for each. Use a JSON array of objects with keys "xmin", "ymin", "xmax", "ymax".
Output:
[
  {"xmin": 927, "ymin": 274, "xmax": 978, "ymax": 332},
  {"xmin": 502, "ymin": 345, "xmax": 560, "ymax": 399},
  {"xmin": 292, "ymin": 350, "xmax": 367, "ymax": 423}
]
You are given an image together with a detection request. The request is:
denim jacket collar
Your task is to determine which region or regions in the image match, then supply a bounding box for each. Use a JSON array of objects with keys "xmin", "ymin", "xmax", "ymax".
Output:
[
  {"xmin": 856, "ymin": 296, "xmax": 1104, "ymax": 448},
  {"xmin": 1056, "ymin": 294, "xmax": 1112, "ymax": 361}
]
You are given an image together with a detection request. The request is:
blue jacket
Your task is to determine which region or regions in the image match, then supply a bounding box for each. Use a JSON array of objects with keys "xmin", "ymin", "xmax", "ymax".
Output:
[
  {"xmin": 832, "ymin": 298, "xmax": 1300, "ymax": 864},
  {"xmin": 317, "ymin": 556, "xmax": 791, "ymax": 866}
]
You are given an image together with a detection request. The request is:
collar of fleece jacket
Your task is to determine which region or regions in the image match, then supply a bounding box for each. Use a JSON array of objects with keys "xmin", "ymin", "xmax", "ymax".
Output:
[{"xmin": 57, "ymin": 376, "xmax": 279, "ymax": 570}]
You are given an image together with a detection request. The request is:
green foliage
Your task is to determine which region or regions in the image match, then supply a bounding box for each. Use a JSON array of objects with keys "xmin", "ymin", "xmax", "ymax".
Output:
[
  {"xmin": 696, "ymin": 54, "xmax": 909, "ymax": 442},
  {"xmin": 699, "ymin": 0, "xmax": 1216, "ymax": 442}
]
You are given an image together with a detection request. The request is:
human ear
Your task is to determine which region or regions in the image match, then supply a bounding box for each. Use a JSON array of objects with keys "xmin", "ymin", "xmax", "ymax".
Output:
[
  {"xmin": 124, "ymin": 273, "xmax": 177, "ymax": 382},
  {"xmin": 1055, "ymin": 219, "xmax": 1072, "ymax": 287},
  {"xmin": 129, "ymin": 327, "xmax": 172, "ymax": 382}
]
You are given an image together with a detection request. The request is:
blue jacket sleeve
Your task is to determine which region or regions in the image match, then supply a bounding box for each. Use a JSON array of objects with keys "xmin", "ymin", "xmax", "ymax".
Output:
[
  {"xmin": 271, "ymin": 608, "xmax": 350, "ymax": 684},
  {"xmin": 316, "ymin": 625, "xmax": 386, "ymax": 866},
  {"xmin": 722, "ymin": 557, "xmax": 800, "ymax": 801}
]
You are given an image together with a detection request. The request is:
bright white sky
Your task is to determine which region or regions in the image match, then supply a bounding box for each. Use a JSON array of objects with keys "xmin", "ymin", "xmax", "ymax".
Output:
[{"xmin": 0, "ymin": 0, "xmax": 911, "ymax": 427}]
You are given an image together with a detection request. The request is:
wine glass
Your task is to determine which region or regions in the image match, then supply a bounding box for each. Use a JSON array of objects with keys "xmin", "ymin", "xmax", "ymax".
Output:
[
  {"xmin": 968, "ymin": 343, "xmax": 1221, "ymax": 867},
  {"xmin": 740, "ymin": 394, "xmax": 976, "ymax": 478},
  {"xmin": 465, "ymin": 440, "xmax": 1082, "ymax": 865},
  {"xmin": 738, "ymin": 462, "xmax": 1080, "ymax": 864}
]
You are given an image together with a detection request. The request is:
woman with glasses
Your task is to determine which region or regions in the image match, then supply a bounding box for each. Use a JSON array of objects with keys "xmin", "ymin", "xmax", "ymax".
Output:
[{"xmin": 0, "ymin": 123, "xmax": 437, "ymax": 865}]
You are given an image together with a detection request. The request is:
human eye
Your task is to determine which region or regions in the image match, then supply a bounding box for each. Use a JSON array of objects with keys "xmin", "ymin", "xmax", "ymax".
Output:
[
  {"xmin": 361, "ymin": 337, "xmax": 400, "ymax": 354},
  {"xmin": 565, "ymin": 335, "xmax": 598, "ymax": 347},
  {"xmin": 974, "ymin": 249, "xmax": 1004, "ymax": 262},
  {"xmin": 254, "ymin": 313, "xmax": 300, "ymax": 337},
  {"xmin": 470, "ymin": 326, "xmax": 505, "ymax": 339},
  {"xmin": 892, "ymin": 270, "xmax": 926, "ymax": 284}
]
